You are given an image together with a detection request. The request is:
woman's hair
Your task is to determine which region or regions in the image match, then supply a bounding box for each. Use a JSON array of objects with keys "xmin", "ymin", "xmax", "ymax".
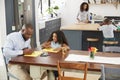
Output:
[
  {"xmin": 80, "ymin": 2, "xmax": 89, "ymax": 12},
  {"xmin": 48, "ymin": 30, "xmax": 69, "ymax": 45}
]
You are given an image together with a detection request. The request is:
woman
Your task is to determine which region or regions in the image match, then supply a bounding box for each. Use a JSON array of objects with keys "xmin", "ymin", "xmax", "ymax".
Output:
[
  {"xmin": 41, "ymin": 30, "xmax": 70, "ymax": 80},
  {"xmin": 77, "ymin": 2, "xmax": 90, "ymax": 23}
]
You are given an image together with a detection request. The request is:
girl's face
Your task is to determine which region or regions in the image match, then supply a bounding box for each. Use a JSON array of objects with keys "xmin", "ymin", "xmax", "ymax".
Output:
[
  {"xmin": 83, "ymin": 4, "xmax": 87, "ymax": 10},
  {"xmin": 52, "ymin": 33, "xmax": 57, "ymax": 42}
]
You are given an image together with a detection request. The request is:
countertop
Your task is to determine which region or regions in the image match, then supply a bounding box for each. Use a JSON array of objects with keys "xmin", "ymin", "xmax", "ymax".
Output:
[{"xmin": 60, "ymin": 23, "xmax": 100, "ymax": 31}]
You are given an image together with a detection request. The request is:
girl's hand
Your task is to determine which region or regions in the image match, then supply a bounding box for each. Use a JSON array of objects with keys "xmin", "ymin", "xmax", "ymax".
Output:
[
  {"xmin": 53, "ymin": 47, "xmax": 62, "ymax": 52},
  {"xmin": 42, "ymin": 41, "xmax": 51, "ymax": 48}
]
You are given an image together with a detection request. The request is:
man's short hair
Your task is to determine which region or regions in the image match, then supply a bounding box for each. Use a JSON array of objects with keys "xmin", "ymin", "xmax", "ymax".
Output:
[{"xmin": 22, "ymin": 23, "xmax": 33, "ymax": 30}]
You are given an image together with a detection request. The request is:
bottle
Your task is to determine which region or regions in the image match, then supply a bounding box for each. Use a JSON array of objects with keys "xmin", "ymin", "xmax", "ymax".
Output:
[{"xmin": 90, "ymin": 13, "xmax": 92, "ymax": 20}]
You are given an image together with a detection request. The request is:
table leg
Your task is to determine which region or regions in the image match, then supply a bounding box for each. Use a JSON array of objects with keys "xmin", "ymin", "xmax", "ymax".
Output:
[
  {"xmin": 30, "ymin": 65, "xmax": 55, "ymax": 80},
  {"xmin": 30, "ymin": 65, "xmax": 46, "ymax": 80},
  {"xmin": 48, "ymin": 70, "xmax": 55, "ymax": 80}
]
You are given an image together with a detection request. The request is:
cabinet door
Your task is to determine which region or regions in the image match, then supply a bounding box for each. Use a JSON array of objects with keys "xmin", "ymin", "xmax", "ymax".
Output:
[
  {"xmin": 45, "ymin": 18, "xmax": 61, "ymax": 30},
  {"xmin": 63, "ymin": 30, "xmax": 82, "ymax": 50},
  {"xmin": 82, "ymin": 31, "xmax": 103, "ymax": 51},
  {"xmin": 40, "ymin": 18, "xmax": 61, "ymax": 44},
  {"xmin": 45, "ymin": 18, "xmax": 61, "ymax": 38}
]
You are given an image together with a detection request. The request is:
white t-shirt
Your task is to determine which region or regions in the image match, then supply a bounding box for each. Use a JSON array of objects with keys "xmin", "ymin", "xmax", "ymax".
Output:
[
  {"xmin": 51, "ymin": 41, "xmax": 61, "ymax": 49},
  {"xmin": 98, "ymin": 24, "xmax": 117, "ymax": 38},
  {"xmin": 77, "ymin": 11, "xmax": 90, "ymax": 22}
]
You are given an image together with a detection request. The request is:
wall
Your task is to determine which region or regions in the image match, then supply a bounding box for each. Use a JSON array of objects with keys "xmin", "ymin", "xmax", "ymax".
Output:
[
  {"xmin": 0, "ymin": 0, "xmax": 7, "ymax": 47},
  {"xmin": 89, "ymin": 4, "xmax": 120, "ymax": 16},
  {"xmin": 61, "ymin": 0, "xmax": 120, "ymax": 26},
  {"xmin": 0, "ymin": 0, "xmax": 7, "ymax": 80},
  {"xmin": 35, "ymin": 0, "xmax": 41, "ymax": 47},
  {"xmin": 61, "ymin": 0, "xmax": 83, "ymax": 26}
]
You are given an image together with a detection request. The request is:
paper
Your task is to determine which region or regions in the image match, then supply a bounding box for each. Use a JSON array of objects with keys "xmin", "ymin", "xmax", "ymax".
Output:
[
  {"xmin": 24, "ymin": 51, "xmax": 43, "ymax": 57},
  {"xmin": 65, "ymin": 54, "xmax": 120, "ymax": 65},
  {"xmin": 43, "ymin": 48, "xmax": 58, "ymax": 53}
]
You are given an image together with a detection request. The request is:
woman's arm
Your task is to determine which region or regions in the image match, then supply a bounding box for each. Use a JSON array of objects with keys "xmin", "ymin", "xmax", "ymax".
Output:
[{"xmin": 76, "ymin": 11, "xmax": 81, "ymax": 23}]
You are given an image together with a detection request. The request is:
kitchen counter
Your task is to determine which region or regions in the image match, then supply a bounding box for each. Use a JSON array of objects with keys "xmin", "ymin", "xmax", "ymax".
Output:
[
  {"xmin": 60, "ymin": 23, "xmax": 100, "ymax": 31},
  {"xmin": 61, "ymin": 23, "xmax": 120, "ymax": 51}
]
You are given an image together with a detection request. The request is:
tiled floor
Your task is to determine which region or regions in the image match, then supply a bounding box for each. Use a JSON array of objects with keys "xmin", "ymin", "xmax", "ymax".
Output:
[{"xmin": 43, "ymin": 72, "xmax": 101, "ymax": 80}]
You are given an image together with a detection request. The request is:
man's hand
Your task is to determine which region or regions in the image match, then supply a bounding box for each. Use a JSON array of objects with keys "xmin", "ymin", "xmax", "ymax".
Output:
[{"xmin": 23, "ymin": 48, "xmax": 34, "ymax": 55}]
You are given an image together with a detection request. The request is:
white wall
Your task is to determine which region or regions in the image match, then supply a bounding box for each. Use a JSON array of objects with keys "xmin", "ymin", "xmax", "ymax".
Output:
[
  {"xmin": 61, "ymin": 0, "xmax": 84, "ymax": 26},
  {"xmin": 0, "ymin": 0, "xmax": 7, "ymax": 80},
  {"xmin": 0, "ymin": 0, "xmax": 7, "ymax": 47},
  {"xmin": 61, "ymin": 0, "xmax": 120, "ymax": 26},
  {"xmin": 35, "ymin": 0, "xmax": 41, "ymax": 47},
  {"xmin": 89, "ymin": 4, "xmax": 120, "ymax": 16}
]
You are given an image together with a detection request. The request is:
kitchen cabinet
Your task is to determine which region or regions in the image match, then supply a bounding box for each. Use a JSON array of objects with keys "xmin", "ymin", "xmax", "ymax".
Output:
[{"xmin": 39, "ymin": 18, "xmax": 61, "ymax": 44}]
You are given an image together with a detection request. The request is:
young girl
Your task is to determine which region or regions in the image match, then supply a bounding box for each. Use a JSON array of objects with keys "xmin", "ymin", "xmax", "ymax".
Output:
[
  {"xmin": 41, "ymin": 30, "xmax": 70, "ymax": 80},
  {"xmin": 42, "ymin": 30, "xmax": 70, "ymax": 52},
  {"xmin": 77, "ymin": 2, "xmax": 90, "ymax": 23}
]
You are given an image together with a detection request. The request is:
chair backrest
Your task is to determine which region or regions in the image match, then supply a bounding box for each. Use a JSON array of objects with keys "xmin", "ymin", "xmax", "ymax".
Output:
[
  {"xmin": 100, "ymin": 64, "xmax": 120, "ymax": 80},
  {"xmin": 57, "ymin": 61, "xmax": 88, "ymax": 80},
  {"xmin": 1, "ymin": 47, "xmax": 9, "ymax": 72},
  {"xmin": 103, "ymin": 41, "xmax": 118, "ymax": 45},
  {"xmin": 1, "ymin": 47, "xmax": 19, "ymax": 80},
  {"xmin": 0, "ymin": 47, "xmax": 8, "ymax": 80}
]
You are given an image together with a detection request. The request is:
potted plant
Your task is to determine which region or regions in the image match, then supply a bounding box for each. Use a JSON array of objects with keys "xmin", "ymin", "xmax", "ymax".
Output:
[
  {"xmin": 53, "ymin": 5, "xmax": 59, "ymax": 16},
  {"xmin": 46, "ymin": 5, "xmax": 59, "ymax": 18},
  {"xmin": 46, "ymin": 7, "xmax": 54, "ymax": 18}
]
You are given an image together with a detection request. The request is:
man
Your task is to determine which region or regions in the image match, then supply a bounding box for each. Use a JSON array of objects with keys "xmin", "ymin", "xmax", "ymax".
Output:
[{"xmin": 3, "ymin": 23, "xmax": 34, "ymax": 80}]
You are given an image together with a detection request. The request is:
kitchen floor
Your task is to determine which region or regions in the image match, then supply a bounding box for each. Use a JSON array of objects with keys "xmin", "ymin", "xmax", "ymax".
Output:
[{"xmin": 43, "ymin": 72, "xmax": 101, "ymax": 80}]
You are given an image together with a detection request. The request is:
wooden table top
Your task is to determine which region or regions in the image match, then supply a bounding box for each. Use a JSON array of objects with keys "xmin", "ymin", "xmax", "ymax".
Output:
[
  {"xmin": 10, "ymin": 50, "xmax": 120, "ymax": 72},
  {"xmin": 60, "ymin": 23, "xmax": 100, "ymax": 31}
]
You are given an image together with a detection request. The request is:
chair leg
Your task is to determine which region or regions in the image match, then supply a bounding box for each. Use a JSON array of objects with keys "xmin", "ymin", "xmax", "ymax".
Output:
[
  {"xmin": 55, "ymin": 77, "xmax": 57, "ymax": 80},
  {"xmin": 101, "ymin": 65, "xmax": 105, "ymax": 80},
  {"xmin": 41, "ymin": 71, "xmax": 48, "ymax": 80},
  {"xmin": 8, "ymin": 76, "xmax": 9, "ymax": 80},
  {"xmin": 102, "ymin": 45, "xmax": 106, "ymax": 52},
  {"xmin": 88, "ymin": 42, "xmax": 91, "ymax": 49},
  {"xmin": 8, "ymin": 72, "xmax": 19, "ymax": 80}
]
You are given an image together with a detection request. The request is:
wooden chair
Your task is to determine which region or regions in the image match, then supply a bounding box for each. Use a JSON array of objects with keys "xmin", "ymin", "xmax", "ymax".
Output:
[
  {"xmin": 103, "ymin": 41, "xmax": 118, "ymax": 45},
  {"xmin": 1, "ymin": 48, "xmax": 19, "ymax": 80},
  {"xmin": 87, "ymin": 38, "xmax": 99, "ymax": 48},
  {"xmin": 99, "ymin": 65, "xmax": 120, "ymax": 80},
  {"xmin": 57, "ymin": 61, "xmax": 88, "ymax": 80},
  {"xmin": 103, "ymin": 41, "xmax": 119, "ymax": 52}
]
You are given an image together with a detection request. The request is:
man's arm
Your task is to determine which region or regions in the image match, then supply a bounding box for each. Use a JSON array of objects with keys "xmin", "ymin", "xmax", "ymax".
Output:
[
  {"xmin": 3, "ymin": 38, "xmax": 23, "ymax": 58},
  {"xmin": 3, "ymin": 38, "xmax": 34, "ymax": 57}
]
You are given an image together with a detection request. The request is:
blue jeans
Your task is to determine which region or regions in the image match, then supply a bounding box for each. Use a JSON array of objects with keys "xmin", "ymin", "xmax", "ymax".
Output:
[{"xmin": 104, "ymin": 38, "xmax": 116, "ymax": 41}]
